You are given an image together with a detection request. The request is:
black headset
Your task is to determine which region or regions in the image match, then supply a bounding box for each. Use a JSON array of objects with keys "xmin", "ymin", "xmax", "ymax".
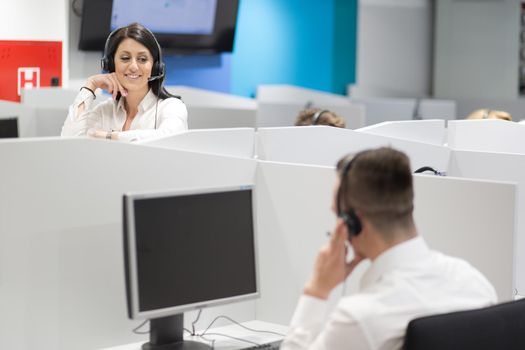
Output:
[
  {"xmin": 312, "ymin": 109, "xmax": 329, "ymax": 125},
  {"xmin": 100, "ymin": 26, "xmax": 165, "ymax": 82},
  {"xmin": 337, "ymin": 155, "xmax": 363, "ymax": 239},
  {"xmin": 414, "ymin": 166, "xmax": 446, "ymax": 176}
]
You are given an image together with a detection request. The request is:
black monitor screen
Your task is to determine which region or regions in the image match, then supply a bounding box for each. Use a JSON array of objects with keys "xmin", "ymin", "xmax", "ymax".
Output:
[
  {"xmin": 124, "ymin": 186, "xmax": 258, "ymax": 319},
  {"xmin": 79, "ymin": 0, "xmax": 239, "ymax": 53},
  {"xmin": 0, "ymin": 117, "xmax": 19, "ymax": 138}
]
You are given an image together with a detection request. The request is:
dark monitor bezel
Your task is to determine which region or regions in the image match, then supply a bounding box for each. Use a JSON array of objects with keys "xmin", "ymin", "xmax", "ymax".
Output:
[
  {"xmin": 78, "ymin": 0, "xmax": 240, "ymax": 53},
  {"xmin": 0, "ymin": 117, "xmax": 19, "ymax": 138},
  {"xmin": 123, "ymin": 185, "xmax": 259, "ymax": 321}
]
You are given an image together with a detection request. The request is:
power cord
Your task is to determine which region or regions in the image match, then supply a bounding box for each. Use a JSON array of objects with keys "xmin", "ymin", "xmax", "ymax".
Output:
[
  {"xmin": 202, "ymin": 332, "xmax": 261, "ymax": 347},
  {"xmin": 132, "ymin": 320, "xmax": 149, "ymax": 335},
  {"xmin": 131, "ymin": 312, "xmax": 286, "ymax": 347},
  {"xmin": 201, "ymin": 315, "xmax": 286, "ymax": 338},
  {"xmin": 191, "ymin": 309, "xmax": 203, "ymax": 335}
]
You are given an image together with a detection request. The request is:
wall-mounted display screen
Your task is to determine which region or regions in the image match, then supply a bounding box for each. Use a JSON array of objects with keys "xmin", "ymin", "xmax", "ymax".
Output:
[{"xmin": 79, "ymin": 0, "xmax": 239, "ymax": 53}]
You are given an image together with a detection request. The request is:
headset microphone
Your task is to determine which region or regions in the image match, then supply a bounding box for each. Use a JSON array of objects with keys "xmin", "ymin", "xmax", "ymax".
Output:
[{"xmin": 148, "ymin": 74, "xmax": 163, "ymax": 82}]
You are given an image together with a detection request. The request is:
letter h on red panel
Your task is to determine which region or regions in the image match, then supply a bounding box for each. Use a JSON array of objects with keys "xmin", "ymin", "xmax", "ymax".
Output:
[{"xmin": 17, "ymin": 67, "xmax": 40, "ymax": 96}]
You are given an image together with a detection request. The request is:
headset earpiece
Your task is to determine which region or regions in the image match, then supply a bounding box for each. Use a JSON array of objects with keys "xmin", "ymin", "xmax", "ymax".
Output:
[
  {"xmin": 101, "ymin": 27, "xmax": 120, "ymax": 73},
  {"xmin": 312, "ymin": 109, "xmax": 329, "ymax": 125},
  {"xmin": 341, "ymin": 210, "xmax": 362, "ymax": 238},
  {"xmin": 337, "ymin": 155, "xmax": 363, "ymax": 239}
]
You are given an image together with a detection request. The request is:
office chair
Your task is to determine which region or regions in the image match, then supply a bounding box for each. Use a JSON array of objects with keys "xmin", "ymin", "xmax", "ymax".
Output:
[{"xmin": 403, "ymin": 299, "xmax": 525, "ymax": 350}]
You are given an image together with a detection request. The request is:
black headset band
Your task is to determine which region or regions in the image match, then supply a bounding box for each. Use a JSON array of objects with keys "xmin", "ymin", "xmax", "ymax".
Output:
[{"xmin": 312, "ymin": 109, "xmax": 329, "ymax": 125}]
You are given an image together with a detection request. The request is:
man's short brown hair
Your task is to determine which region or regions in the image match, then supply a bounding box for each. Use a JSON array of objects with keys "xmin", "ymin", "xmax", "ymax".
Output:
[{"xmin": 337, "ymin": 147, "xmax": 414, "ymax": 236}]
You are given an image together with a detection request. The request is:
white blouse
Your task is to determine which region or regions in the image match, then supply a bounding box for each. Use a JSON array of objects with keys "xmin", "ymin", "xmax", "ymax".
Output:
[{"xmin": 61, "ymin": 88, "xmax": 188, "ymax": 142}]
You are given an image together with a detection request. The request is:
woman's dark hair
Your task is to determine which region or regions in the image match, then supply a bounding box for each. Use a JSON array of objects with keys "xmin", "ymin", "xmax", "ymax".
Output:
[{"xmin": 105, "ymin": 22, "xmax": 179, "ymax": 100}]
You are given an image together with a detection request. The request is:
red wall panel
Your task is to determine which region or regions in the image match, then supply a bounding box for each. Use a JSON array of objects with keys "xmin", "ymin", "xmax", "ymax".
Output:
[{"xmin": 0, "ymin": 40, "xmax": 62, "ymax": 102}]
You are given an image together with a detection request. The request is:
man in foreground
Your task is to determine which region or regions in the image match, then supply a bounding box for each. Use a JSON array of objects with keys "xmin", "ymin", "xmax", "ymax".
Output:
[{"xmin": 281, "ymin": 147, "xmax": 497, "ymax": 350}]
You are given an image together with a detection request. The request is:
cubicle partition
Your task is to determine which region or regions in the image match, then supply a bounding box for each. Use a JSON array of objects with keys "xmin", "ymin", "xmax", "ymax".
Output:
[
  {"xmin": 256, "ymin": 102, "xmax": 365, "ymax": 129},
  {"xmin": 357, "ymin": 119, "xmax": 446, "ymax": 146},
  {"xmin": 448, "ymin": 119, "xmax": 525, "ymax": 154},
  {"xmin": 445, "ymin": 121, "xmax": 525, "ymax": 295},
  {"xmin": 257, "ymin": 84, "xmax": 352, "ymax": 105},
  {"xmin": 166, "ymin": 86, "xmax": 258, "ymax": 129},
  {"xmin": 448, "ymin": 150, "xmax": 525, "ymax": 295},
  {"xmin": 0, "ymin": 100, "xmax": 36, "ymax": 137},
  {"xmin": 256, "ymin": 126, "xmax": 451, "ymax": 172},
  {"xmin": 21, "ymin": 87, "xmax": 84, "ymax": 109},
  {"xmin": 139, "ymin": 128, "xmax": 256, "ymax": 159},
  {"xmin": 350, "ymin": 97, "xmax": 456, "ymax": 126},
  {"xmin": 254, "ymin": 160, "xmax": 516, "ymax": 325},
  {"xmin": 0, "ymin": 138, "xmax": 257, "ymax": 350},
  {"xmin": 186, "ymin": 105, "xmax": 256, "ymax": 129},
  {"xmin": 256, "ymin": 84, "xmax": 366, "ymax": 129}
]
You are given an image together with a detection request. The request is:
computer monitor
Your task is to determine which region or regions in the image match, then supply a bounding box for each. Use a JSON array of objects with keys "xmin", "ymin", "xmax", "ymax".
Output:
[
  {"xmin": 0, "ymin": 117, "xmax": 18, "ymax": 138},
  {"xmin": 123, "ymin": 185, "xmax": 258, "ymax": 350}
]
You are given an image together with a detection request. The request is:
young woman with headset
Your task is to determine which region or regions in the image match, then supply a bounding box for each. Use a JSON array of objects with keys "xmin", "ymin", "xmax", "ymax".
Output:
[{"xmin": 61, "ymin": 23, "xmax": 187, "ymax": 142}]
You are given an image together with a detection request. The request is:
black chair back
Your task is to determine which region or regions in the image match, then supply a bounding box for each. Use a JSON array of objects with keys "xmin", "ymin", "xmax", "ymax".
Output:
[{"xmin": 404, "ymin": 299, "xmax": 525, "ymax": 350}]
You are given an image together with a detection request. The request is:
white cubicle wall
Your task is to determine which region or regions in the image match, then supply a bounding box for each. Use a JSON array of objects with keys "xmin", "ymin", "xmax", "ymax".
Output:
[
  {"xmin": 350, "ymin": 97, "xmax": 456, "ymax": 126},
  {"xmin": 0, "ymin": 100, "xmax": 37, "ymax": 137},
  {"xmin": 257, "ymin": 84, "xmax": 351, "ymax": 105},
  {"xmin": 448, "ymin": 119, "xmax": 525, "ymax": 154},
  {"xmin": 186, "ymin": 106, "xmax": 257, "ymax": 129},
  {"xmin": 138, "ymin": 128, "xmax": 255, "ymax": 159},
  {"xmin": 255, "ymin": 161, "xmax": 516, "ymax": 325},
  {"xmin": 256, "ymin": 126, "xmax": 450, "ymax": 172},
  {"xmin": 21, "ymin": 87, "xmax": 85, "ymax": 109},
  {"xmin": 168, "ymin": 86, "xmax": 257, "ymax": 109},
  {"xmin": 357, "ymin": 119, "xmax": 447, "ymax": 146},
  {"xmin": 256, "ymin": 102, "xmax": 365, "ymax": 129},
  {"xmin": 166, "ymin": 86, "xmax": 258, "ymax": 129},
  {"xmin": 19, "ymin": 87, "xmax": 105, "ymax": 137},
  {"xmin": 447, "ymin": 150, "xmax": 525, "ymax": 294},
  {"xmin": 0, "ymin": 138, "xmax": 257, "ymax": 350},
  {"xmin": 256, "ymin": 85, "xmax": 366, "ymax": 129}
]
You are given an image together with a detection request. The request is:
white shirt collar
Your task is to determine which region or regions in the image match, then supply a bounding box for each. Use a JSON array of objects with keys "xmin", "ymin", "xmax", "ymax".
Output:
[
  {"xmin": 360, "ymin": 236, "xmax": 430, "ymax": 289},
  {"xmin": 115, "ymin": 89, "xmax": 157, "ymax": 114}
]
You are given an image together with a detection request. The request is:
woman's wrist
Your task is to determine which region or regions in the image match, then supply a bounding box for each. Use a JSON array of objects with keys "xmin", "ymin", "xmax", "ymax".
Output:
[
  {"xmin": 85, "ymin": 79, "xmax": 97, "ymax": 92},
  {"xmin": 106, "ymin": 131, "xmax": 119, "ymax": 141},
  {"xmin": 80, "ymin": 86, "xmax": 96, "ymax": 99}
]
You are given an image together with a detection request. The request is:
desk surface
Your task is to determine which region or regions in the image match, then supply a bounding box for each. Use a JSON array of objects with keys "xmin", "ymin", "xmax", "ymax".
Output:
[{"xmin": 100, "ymin": 320, "xmax": 288, "ymax": 350}]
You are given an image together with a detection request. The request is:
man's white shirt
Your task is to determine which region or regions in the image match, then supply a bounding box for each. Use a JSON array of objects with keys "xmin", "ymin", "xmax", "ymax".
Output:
[{"xmin": 282, "ymin": 236, "xmax": 497, "ymax": 350}]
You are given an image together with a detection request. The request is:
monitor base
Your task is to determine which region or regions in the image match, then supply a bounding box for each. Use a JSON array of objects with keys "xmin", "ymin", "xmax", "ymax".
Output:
[{"xmin": 142, "ymin": 340, "xmax": 212, "ymax": 350}]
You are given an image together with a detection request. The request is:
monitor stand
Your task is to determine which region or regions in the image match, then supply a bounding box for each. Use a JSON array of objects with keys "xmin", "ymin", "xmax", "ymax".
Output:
[{"xmin": 142, "ymin": 314, "xmax": 212, "ymax": 350}]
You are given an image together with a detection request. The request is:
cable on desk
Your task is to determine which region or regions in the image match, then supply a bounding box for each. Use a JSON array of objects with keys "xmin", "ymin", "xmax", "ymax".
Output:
[
  {"xmin": 197, "ymin": 334, "xmax": 217, "ymax": 349},
  {"xmin": 201, "ymin": 315, "xmax": 287, "ymax": 337},
  {"xmin": 132, "ymin": 320, "xmax": 149, "ymax": 335},
  {"xmin": 201, "ymin": 332, "xmax": 261, "ymax": 347}
]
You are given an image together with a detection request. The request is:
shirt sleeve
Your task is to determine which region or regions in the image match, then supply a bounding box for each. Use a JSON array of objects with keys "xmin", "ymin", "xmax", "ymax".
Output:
[
  {"xmin": 281, "ymin": 295, "xmax": 371, "ymax": 350},
  {"xmin": 117, "ymin": 97, "xmax": 188, "ymax": 142},
  {"xmin": 61, "ymin": 88, "xmax": 103, "ymax": 136}
]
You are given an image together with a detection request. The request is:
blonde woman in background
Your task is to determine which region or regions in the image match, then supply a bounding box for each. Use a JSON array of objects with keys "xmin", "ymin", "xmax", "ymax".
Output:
[{"xmin": 467, "ymin": 109, "xmax": 512, "ymax": 121}]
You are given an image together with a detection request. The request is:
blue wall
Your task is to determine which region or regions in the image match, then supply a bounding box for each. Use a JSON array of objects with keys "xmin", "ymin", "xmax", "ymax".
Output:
[{"xmin": 163, "ymin": 0, "xmax": 357, "ymax": 97}]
